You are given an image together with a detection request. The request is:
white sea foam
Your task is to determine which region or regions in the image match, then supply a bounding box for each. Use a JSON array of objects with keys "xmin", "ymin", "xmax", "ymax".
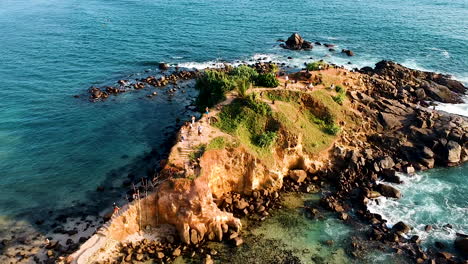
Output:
[
  {"xmin": 435, "ymin": 96, "xmax": 468, "ymax": 117},
  {"xmin": 429, "ymin": 47, "xmax": 451, "ymax": 58},
  {"xmin": 368, "ymin": 171, "xmax": 467, "ymax": 248}
]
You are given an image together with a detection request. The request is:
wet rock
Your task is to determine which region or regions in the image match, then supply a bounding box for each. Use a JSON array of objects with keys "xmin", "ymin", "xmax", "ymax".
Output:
[
  {"xmin": 376, "ymin": 184, "xmax": 401, "ymax": 199},
  {"xmin": 338, "ymin": 212, "xmax": 349, "ymax": 221},
  {"xmin": 425, "ymin": 225, "xmax": 432, "ymax": 232},
  {"xmin": 454, "ymin": 236, "xmax": 468, "ymax": 256},
  {"xmin": 437, "ymin": 251, "xmax": 453, "ymax": 260},
  {"xmin": 159, "ymin": 63, "xmax": 169, "ymax": 70},
  {"xmin": 392, "ymin": 221, "xmax": 411, "ymax": 233},
  {"xmin": 445, "ymin": 140, "xmax": 461, "ymax": 165},
  {"xmin": 282, "ymin": 33, "xmax": 313, "ymax": 50},
  {"xmin": 341, "ymin": 49, "xmax": 354, "ymax": 56}
]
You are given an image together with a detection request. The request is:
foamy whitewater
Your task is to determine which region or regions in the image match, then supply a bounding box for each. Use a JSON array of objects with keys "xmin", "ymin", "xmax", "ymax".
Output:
[{"xmin": 367, "ymin": 167, "xmax": 468, "ymax": 250}]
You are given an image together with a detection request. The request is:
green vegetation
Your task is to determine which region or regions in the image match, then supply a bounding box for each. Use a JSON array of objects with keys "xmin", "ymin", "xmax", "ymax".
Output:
[
  {"xmin": 255, "ymin": 73, "xmax": 279, "ymax": 88},
  {"xmin": 195, "ymin": 70, "xmax": 235, "ymax": 110},
  {"xmin": 214, "ymin": 96, "xmax": 277, "ymax": 160},
  {"xmin": 195, "ymin": 65, "xmax": 281, "ymax": 110},
  {"xmin": 235, "ymin": 78, "xmax": 251, "ymax": 98},
  {"xmin": 264, "ymin": 90, "xmax": 301, "ymax": 102},
  {"xmin": 230, "ymin": 65, "xmax": 258, "ymax": 82},
  {"xmin": 332, "ymin": 85, "xmax": 347, "ymax": 105},
  {"xmin": 206, "ymin": 136, "xmax": 226, "ymax": 150},
  {"xmin": 306, "ymin": 61, "xmax": 328, "ymax": 71},
  {"xmin": 188, "ymin": 144, "xmax": 206, "ymax": 162},
  {"xmin": 254, "ymin": 131, "xmax": 277, "ymax": 148}
]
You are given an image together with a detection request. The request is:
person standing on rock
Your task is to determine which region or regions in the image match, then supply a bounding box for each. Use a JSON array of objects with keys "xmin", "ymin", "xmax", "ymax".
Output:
[
  {"xmin": 113, "ymin": 203, "xmax": 120, "ymax": 215},
  {"xmin": 198, "ymin": 123, "xmax": 203, "ymax": 137},
  {"xmin": 285, "ymin": 75, "xmax": 289, "ymax": 89},
  {"xmin": 191, "ymin": 115, "xmax": 196, "ymax": 125}
]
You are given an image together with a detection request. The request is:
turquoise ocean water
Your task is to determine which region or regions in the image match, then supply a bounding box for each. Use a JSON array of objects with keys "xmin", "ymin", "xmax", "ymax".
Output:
[{"xmin": 0, "ymin": 0, "xmax": 467, "ymax": 248}]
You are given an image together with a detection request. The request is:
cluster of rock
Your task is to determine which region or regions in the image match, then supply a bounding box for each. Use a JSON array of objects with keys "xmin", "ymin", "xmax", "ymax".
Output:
[
  {"xmin": 85, "ymin": 69, "xmax": 198, "ymax": 101},
  {"xmin": 280, "ymin": 33, "xmax": 355, "ymax": 56},
  {"xmin": 110, "ymin": 239, "xmax": 187, "ymax": 264},
  {"xmin": 280, "ymin": 33, "xmax": 313, "ymax": 50},
  {"xmin": 217, "ymin": 190, "xmax": 282, "ymax": 222},
  {"xmin": 320, "ymin": 61, "xmax": 468, "ymax": 262}
]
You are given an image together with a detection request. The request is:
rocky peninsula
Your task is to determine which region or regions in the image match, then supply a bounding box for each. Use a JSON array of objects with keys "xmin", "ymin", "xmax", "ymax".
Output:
[{"xmin": 27, "ymin": 53, "xmax": 468, "ymax": 264}]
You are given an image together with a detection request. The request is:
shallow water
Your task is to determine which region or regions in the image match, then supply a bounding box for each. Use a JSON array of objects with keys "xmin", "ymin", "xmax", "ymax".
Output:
[{"xmin": 0, "ymin": 0, "xmax": 467, "ymax": 254}]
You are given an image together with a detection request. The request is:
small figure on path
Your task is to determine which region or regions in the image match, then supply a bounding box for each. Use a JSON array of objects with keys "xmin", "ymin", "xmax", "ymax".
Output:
[
  {"xmin": 205, "ymin": 107, "xmax": 210, "ymax": 115},
  {"xmin": 198, "ymin": 123, "xmax": 203, "ymax": 136},
  {"xmin": 285, "ymin": 75, "xmax": 289, "ymax": 89},
  {"xmin": 191, "ymin": 116, "xmax": 196, "ymax": 125},
  {"xmin": 113, "ymin": 203, "xmax": 120, "ymax": 215}
]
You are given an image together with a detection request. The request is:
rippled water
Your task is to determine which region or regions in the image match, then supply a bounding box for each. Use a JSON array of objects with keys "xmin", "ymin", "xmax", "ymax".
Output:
[{"xmin": 0, "ymin": 0, "xmax": 467, "ymax": 248}]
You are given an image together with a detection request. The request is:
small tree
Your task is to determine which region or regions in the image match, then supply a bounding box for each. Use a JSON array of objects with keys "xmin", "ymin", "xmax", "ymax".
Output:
[{"xmin": 236, "ymin": 78, "xmax": 251, "ymax": 98}]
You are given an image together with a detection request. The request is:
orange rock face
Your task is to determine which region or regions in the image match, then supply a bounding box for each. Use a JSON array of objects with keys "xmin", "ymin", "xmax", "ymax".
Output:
[{"xmin": 154, "ymin": 176, "xmax": 241, "ymax": 244}]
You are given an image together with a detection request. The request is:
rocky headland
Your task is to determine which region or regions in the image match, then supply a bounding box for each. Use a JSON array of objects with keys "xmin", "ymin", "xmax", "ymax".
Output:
[{"xmin": 28, "ymin": 55, "xmax": 468, "ymax": 264}]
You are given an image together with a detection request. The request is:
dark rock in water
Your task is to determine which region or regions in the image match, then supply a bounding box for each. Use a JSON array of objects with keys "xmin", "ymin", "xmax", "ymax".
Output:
[
  {"xmin": 282, "ymin": 33, "xmax": 313, "ymax": 50},
  {"xmin": 435, "ymin": 241, "xmax": 445, "ymax": 249},
  {"xmin": 425, "ymin": 225, "xmax": 432, "ymax": 232},
  {"xmin": 341, "ymin": 49, "xmax": 355, "ymax": 56},
  {"xmin": 329, "ymin": 48, "xmax": 335, "ymax": 52},
  {"xmin": 454, "ymin": 236, "xmax": 468, "ymax": 256},
  {"xmin": 376, "ymin": 184, "xmax": 401, "ymax": 199},
  {"xmin": 315, "ymin": 41, "xmax": 322, "ymax": 45},
  {"xmin": 324, "ymin": 43, "xmax": 335, "ymax": 48},
  {"xmin": 159, "ymin": 63, "xmax": 169, "ymax": 70},
  {"xmin": 392, "ymin": 221, "xmax": 411, "ymax": 233},
  {"xmin": 96, "ymin": 186, "xmax": 104, "ymax": 192},
  {"xmin": 381, "ymin": 169, "xmax": 401, "ymax": 183}
]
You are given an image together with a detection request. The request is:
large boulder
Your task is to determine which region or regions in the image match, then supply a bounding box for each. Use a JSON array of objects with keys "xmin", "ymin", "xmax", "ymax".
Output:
[
  {"xmin": 378, "ymin": 112, "xmax": 404, "ymax": 129},
  {"xmin": 454, "ymin": 235, "xmax": 468, "ymax": 256},
  {"xmin": 376, "ymin": 184, "xmax": 401, "ymax": 199},
  {"xmin": 445, "ymin": 140, "xmax": 461, "ymax": 165},
  {"xmin": 289, "ymin": 170, "xmax": 307, "ymax": 183},
  {"xmin": 392, "ymin": 221, "xmax": 411, "ymax": 233},
  {"xmin": 341, "ymin": 49, "xmax": 354, "ymax": 56},
  {"xmin": 282, "ymin": 33, "xmax": 313, "ymax": 50}
]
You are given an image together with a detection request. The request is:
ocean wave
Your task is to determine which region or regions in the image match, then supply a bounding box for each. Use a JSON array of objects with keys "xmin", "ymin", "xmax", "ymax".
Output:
[{"xmin": 368, "ymin": 171, "xmax": 467, "ymax": 248}]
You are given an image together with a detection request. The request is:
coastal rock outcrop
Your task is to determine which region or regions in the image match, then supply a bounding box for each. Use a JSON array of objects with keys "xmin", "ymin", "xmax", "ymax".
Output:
[
  {"xmin": 154, "ymin": 178, "xmax": 241, "ymax": 244},
  {"xmin": 281, "ymin": 33, "xmax": 313, "ymax": 50}
]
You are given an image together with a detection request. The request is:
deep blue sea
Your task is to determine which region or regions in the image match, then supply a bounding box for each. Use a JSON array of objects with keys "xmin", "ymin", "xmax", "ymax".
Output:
[{"xmin": 0, "ymin": 0, "xmax": 467, "ymax": 249}]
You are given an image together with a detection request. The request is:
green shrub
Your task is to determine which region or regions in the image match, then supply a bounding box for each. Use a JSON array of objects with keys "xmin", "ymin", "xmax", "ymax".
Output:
[
  {"xmin": 195, "ymin": 70, "xmax": 235, "ymax": 110},
  {"xmin": 332, "ymin": 85, "xmax": 346, "ymax": 105},
  {"xmin": 324, "ymin": 123, "xmax": 340, "ymax": 135},
  {"xmin": 246, "ymin": 94, "xmax": 271, "ymax": 116},
  {"xmin": 255, "ymin": 73, "xmax": 279, "ymax": 87},
  {"xmin": 230, "ymin": 65, "xmax": 258, "ymax": 82},
  {"xmin": 306, "ymin": 61, "xmax": 328, "ymax": 71},
  {"xmin": 332, "ymin": 93, "xmax": 346, "ymax": 105},
  {"xmin": 235, "ymin": 78, "xmax": 251, "ymax": 98},
  {"xmin": 188, "ymin": 144, "xmax": 206, "ymax": 162},
  {"xmin": 335, "ymin": 85, "xmax": 345, "ymax": 93},
  {"xmin": 254, "ymin": 131, "xmax": 277, "ymax": 148},
  {"xmin": 206, "ymin": 137, "xmax": 226, "ymax": 150}
]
